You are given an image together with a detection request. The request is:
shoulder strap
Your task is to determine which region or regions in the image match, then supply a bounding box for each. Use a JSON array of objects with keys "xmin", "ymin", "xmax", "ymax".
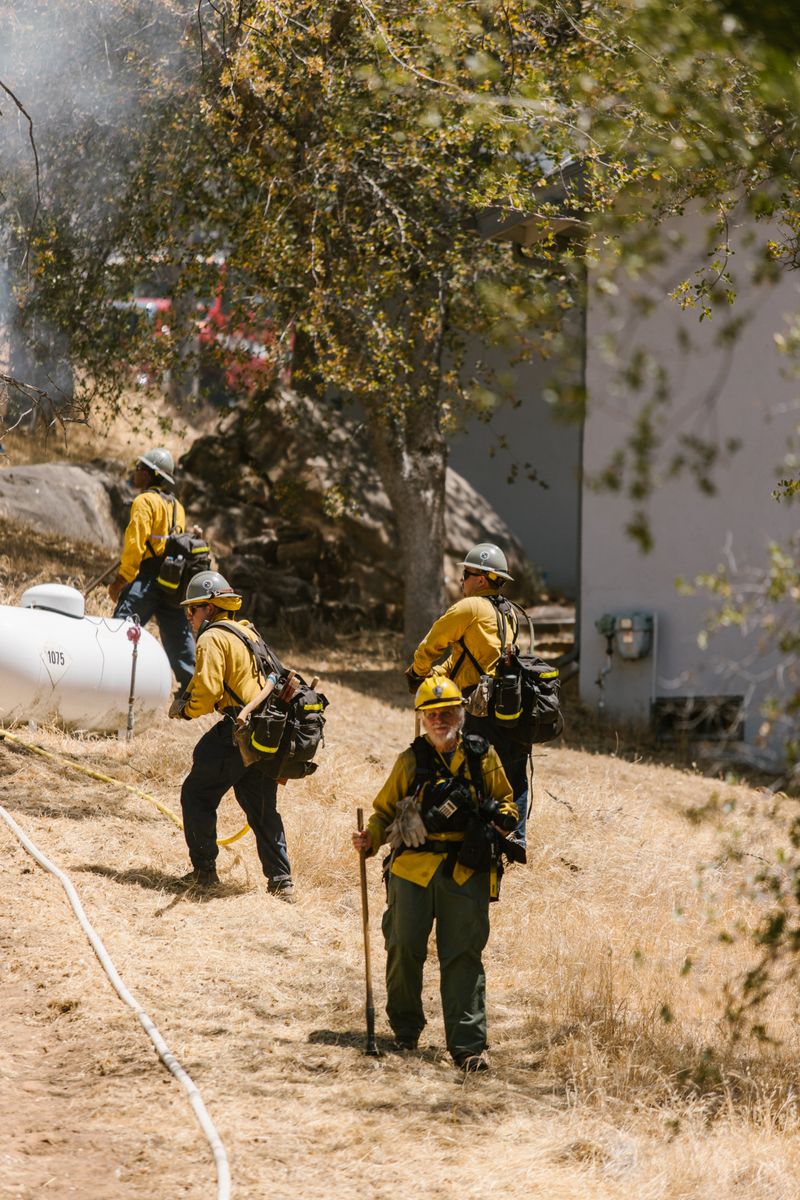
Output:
[
  {"xmin": 452, "ymin": 637, "xmax": 483, "ymax": 682},
  {"xmin": 201, "ymin": 619, "xmax": 283, "ymax": 681},
  {"xmin": 506, "ymin": 599, "xmax": 534, "ymax": 654},
  {"xmin": 462, "ymin": 741, "xmax": 486, "ymax": 799},
  {"xmin": 411, "ymin": 736, "xmax": 437, "ymax": 791},
  {"xmin": 489, "ymin": 596, "xmax": 507, "ymax": 654},
  {"xmin": 144, "ymin": 492, "xmax": 179, "ymax": 558},
  {"xmin": 490, "ymin": 594, "xmax": 523, "ymax": 651}
]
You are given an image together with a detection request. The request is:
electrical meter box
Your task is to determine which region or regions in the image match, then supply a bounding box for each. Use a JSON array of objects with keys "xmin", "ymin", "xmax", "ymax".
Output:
[{"xmin": 595, "ymin": 612, "xmax": 654, "ymax": 660}]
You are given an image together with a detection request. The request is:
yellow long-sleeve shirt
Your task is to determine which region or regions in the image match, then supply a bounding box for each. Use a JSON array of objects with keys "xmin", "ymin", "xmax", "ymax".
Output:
[
  {"xmin": 118, "ymin": 489, "xmax": 186, "ymax": 583},
  {"xmin": 365, "ymin": 736, "xmax": 515, "ymax": 887},
  {"xmin": 184, "ymin": 614, "xmax": 267, "ymax": 719},
  {"xmin": 411, "ymin": 596, "xmax": 519, "ymax": 692}
]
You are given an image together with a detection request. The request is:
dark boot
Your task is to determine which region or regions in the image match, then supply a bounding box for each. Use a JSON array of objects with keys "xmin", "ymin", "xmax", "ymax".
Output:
[
  {"xmin": 267, "ymin": 877, "xmax": 296, "ymax": 903},
  {"xmin": 178, "ymin": 867, "xmax": 219, "ymax": 889},
  {"xmin": 454, "ymin": 1052, "xmax": 489, "ymax": 1073}
]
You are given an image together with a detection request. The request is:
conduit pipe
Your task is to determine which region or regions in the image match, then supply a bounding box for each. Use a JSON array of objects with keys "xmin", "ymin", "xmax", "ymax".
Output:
[{"xmin": 0, "ymin": 803, "xmax": 232, "ymax": 1200}]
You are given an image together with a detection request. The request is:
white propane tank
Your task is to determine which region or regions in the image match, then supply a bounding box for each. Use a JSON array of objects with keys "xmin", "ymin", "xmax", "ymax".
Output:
[{"xmin": 0, "ymin": 583, "xmax": 172, "ymax": 733}]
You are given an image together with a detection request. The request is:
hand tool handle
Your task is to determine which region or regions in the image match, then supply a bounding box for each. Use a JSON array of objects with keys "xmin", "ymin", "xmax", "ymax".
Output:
[{"xmin": 357, "ymin": 807, "xmax": 378, "ymax": 1055}]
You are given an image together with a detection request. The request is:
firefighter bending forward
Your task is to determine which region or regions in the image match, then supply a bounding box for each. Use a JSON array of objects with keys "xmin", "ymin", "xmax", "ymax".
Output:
[
  {"xmin": 352, "ymin": 678, "xmax": 516, "ymax": 1073},
  {"xmin": 170, "ymin": 570, "xmax": 295, "ymax": 902},
  {"xmin": 108, "ymin": 447, "xmax": 195, "ymax": 689}
]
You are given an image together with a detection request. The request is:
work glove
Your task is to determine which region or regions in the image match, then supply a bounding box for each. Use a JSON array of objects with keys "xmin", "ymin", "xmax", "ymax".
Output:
[
  {"xmin": 232, "ymin": 719, "xmax": 260, "ymax": 767},
  {"xmin": 107, "ymin": 574, "xmax": 126, "ymax": 604},
  {"xmin": 385, "ymin": 796, "xmax": 427, "ymax": 851},
  {"xmin": 405, "ymin": 667, "xmax": 424, "ymax": 694},
  {"xmin": 168, "ymin": 693, "xmax": 188, "ymax": 719}
]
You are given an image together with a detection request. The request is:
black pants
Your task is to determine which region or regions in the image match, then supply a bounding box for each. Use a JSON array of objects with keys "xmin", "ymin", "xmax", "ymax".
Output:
[
  {"xmin": 114, "ymin": 560, "xmax": 196, "ymax": 688},
  {"xmin": 180, "ymin": 720, "xmax": 292, "ymax": 884}
]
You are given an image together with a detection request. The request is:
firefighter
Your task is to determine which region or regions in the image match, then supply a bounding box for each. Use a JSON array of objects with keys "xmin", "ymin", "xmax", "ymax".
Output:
[
  {"xmin": 405, "ymin": 542, "xmax": 531, "ymax": 856},
  {"xmin": 352, "ymin": 677, "xmax": 516, "ymax": 1072},
  {"xmin": 169, "ymin": 570, "xmax": 295, "ymax": 901},
  {"xmin": 107, "ymin": 447, "xmax": 195, "ymax": 689}
]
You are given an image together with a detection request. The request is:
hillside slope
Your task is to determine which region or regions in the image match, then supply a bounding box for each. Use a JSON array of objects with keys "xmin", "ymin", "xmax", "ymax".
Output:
[{"xmin": 3, "ymin": 636, "xmax": 800, "ymax": 1199}]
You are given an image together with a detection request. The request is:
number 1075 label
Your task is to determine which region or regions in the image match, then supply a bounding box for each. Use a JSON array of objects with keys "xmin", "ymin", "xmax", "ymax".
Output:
[{"xmin": 41, "ymin": 644, "xmax": 71, "ymax": 683}]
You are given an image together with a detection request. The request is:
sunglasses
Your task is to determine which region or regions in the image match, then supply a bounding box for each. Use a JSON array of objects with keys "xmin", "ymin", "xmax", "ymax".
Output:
[{"xmin": 461, "ymin": 570, "xmax": 484, "ymax": 581}]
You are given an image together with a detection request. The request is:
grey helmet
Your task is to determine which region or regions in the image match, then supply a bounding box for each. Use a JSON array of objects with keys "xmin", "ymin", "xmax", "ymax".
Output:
[
  {"xmin": 180, "ymin": 570, "xmax": 241, "ymax": 608},
  {"xmin": 458, "ymin": 542, "xmax": 514, "ymax": 583},
  {"xmin": 138, "ymin": 447, "xmax": 175, "ymax": 486}
]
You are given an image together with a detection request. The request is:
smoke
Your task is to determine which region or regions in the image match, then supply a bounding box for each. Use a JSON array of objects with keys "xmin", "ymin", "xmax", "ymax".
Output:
[
  {"xmin": 0, "ymin": 0, "xmax": 200, "ymax": 410},
  {"xmin": 1, "ymin": 1, "xmax": 195, "ymax": 222}
]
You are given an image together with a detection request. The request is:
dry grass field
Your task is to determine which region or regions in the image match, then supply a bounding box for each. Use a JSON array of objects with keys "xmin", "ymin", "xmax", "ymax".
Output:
[
  {"xmin": 1, "ymin": 387, "xmax": 205, "ymax": 472},
  {"xmin": 3, "ymin": 526, "xmax": 800, "ymax": 1199}
]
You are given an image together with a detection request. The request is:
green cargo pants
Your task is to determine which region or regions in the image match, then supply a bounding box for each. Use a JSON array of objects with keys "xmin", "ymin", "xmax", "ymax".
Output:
[{"xmin": 382, "ymin": 862, "xmax": 491, "ymax": 1059}]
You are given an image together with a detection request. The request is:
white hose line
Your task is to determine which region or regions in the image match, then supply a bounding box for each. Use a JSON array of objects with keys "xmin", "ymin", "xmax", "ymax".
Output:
[{"xmin": 0, "ymin": 804, "xmax": 232, "ymax": 1200}]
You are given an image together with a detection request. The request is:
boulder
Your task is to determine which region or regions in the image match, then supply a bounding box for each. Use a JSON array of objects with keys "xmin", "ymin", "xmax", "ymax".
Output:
[{"xmin": 0, "ymin": 463, "xmax": 123, "ymax": 550}]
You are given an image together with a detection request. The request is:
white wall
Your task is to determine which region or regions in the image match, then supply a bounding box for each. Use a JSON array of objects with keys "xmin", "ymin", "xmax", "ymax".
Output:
[
  {"xmin": 449, "ymin": 344, "xmax": 583, "ymax": 598},
  {"xmin": 579, "ymin": 211, "xmax": 800, "ymax": 747}
]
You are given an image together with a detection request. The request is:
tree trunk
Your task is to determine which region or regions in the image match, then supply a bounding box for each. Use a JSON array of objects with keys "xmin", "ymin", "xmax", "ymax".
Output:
[{"xmin": 368, "ymin": 404, "xmax": 448, "ymax": 660}]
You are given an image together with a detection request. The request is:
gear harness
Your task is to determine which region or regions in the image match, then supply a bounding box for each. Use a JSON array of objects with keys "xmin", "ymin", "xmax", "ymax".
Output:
[
  {"xmin": 449, "ymin": 596, "xmax": 519, "ymax": 690},
  {"xmin": 391, "ymin": 734, "xmax": 488, "ymax": 863}
]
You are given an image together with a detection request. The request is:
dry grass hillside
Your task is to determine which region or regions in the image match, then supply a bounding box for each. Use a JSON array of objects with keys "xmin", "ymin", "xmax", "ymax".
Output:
[
  {"xmin": 1, "ymin": 388, "xmax": 207, "ymax": 472},
  {"xmin": 3, "ymin": 523, "xmax": 800, "ymax": 1200}
]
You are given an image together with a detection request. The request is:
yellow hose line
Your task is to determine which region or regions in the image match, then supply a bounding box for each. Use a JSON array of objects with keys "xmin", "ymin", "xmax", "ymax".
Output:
[
  {"xmin": 217, "ymin": 826, "xmax": 250, "ymax": 846},
  {"xmin": 0, "ymin": 729, "xmax": 251, "ymax": 847}
]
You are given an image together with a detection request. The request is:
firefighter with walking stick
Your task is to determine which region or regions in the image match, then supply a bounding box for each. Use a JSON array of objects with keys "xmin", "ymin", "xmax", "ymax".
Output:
[{"xmin": 352, "ymin": 677, "xmax": 516, "ymax": 1073}]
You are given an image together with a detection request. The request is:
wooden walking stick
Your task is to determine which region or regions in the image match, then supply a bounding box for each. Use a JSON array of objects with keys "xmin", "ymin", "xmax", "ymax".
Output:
[{"xmin": 357, "ymin": 807, "xmax": 379, "ymax": 1056}]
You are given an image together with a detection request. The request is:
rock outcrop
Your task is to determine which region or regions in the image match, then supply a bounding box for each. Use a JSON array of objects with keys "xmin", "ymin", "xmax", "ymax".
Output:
[
  {"xmin": 0, "ymin": 463, "xmax": 125, "ymax": 551},
  {"xmin": 0, "ymin": 392, "xmax": 538, "ymax": 633},
  {"xmin": 179, "ymin": 391, "xmax": 537, "ymax": 632}
]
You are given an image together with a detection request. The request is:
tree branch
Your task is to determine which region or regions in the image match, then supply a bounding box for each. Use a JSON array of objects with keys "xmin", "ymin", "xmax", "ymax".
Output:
[{"xmin": 0, "ymin": 77, "xmax": 41, "ymax": 270}]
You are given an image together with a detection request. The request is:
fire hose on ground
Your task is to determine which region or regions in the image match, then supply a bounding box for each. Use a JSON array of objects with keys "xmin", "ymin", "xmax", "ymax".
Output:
[{"xmin": 0, "ymin": 802, "xmax": 232, "ymax": 1200}]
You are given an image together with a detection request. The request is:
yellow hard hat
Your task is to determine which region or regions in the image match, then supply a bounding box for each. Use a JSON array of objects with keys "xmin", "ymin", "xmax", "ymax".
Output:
[{"xmin": 414, "ymin": 677, "xmax": 464, "ymax": 712}]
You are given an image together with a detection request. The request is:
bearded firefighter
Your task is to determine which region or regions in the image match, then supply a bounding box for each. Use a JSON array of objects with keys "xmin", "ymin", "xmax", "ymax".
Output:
[{"xmin": 352, "ymin": 677, "xmax": 516, "ymax": 1073}]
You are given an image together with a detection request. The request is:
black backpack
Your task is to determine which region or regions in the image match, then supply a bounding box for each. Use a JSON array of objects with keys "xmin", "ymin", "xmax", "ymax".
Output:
[
  {"xmin": 210, "ymin": 620, "xmax": 329, "ymax": 780},
  {"xmin": 149, "ymin": 493, "xmax": 213, "ymax": 605},
  {"xmin": 409, "ymin": 734, "xmax": 522, "ymax": 876},
  {"xmin": 454, "ymin": 597, "xmax": 564, "ymax": 747}
]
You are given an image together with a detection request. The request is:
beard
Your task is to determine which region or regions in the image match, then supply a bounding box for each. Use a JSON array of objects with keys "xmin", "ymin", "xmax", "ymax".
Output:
[{"xmin": 424, "ymin": 715, "xmax": 464, "ymax": 753}]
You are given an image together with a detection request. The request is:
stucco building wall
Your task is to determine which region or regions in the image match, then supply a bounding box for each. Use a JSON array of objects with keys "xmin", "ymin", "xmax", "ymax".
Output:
[
  {"xmin": 449, "ymin": 340, "xmax": 583, "ymax": 599},
  {"xmin": 579, "ymin": 214, "xmax": 800, "ymax": 747}
]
